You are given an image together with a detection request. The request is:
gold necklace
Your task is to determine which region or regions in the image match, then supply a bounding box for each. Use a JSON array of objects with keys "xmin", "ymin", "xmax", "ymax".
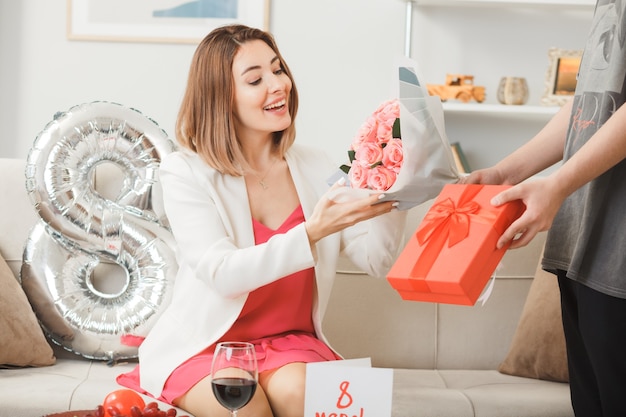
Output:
[{"xmin": 251, "ymin": 158, "xmax": 278, "ymax": 190}]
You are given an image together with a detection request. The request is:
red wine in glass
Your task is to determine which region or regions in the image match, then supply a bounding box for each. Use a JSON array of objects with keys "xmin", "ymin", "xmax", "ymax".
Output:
[
  {"xmin": 211, "ymin": 377, "xmax": 257, "ymax": 411},
  {"xmin": 210, "ymin": 342, "xmax": 258, "ymax": 416}
]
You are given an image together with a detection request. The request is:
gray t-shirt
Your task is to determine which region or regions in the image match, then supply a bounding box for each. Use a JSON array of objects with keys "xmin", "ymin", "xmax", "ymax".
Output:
[{"xmin": 543, "ymin": 0, "xmax": 626, "ymax": 299}]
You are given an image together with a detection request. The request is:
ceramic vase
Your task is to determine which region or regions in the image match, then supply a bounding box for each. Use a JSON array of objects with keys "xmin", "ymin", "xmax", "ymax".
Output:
[{"xmin": 497, "ymin": 77, "xmax": 529, "ymax": 105}]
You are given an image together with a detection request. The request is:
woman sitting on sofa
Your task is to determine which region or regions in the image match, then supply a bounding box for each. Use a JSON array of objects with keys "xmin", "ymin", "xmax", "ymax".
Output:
[{"xmin": 117, "ymin": 24, "xmax": 406, "ymax": 417}]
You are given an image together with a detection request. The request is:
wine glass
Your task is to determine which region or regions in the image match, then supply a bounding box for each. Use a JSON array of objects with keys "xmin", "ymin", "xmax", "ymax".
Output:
[{"xmin": 210, "ymin": 341, "xmax": 258, "ymax": 416}]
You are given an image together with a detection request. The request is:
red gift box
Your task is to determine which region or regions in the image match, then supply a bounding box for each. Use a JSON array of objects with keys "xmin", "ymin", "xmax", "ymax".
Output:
[{"xmin": 387, "ymin": 184, "xmax": 525, "ymax": 306}]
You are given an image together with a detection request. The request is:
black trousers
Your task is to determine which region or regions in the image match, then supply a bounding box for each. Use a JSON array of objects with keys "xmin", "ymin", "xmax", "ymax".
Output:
[{"xmin": 557, "ymin": 271, "xmax": 626, "ymax": 417}]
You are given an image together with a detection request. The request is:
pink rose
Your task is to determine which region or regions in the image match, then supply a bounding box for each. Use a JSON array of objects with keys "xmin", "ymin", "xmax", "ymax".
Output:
[
  {"xmin": 354, "ymin": 141, "xmax": 383, "ymax": 167},
  {"xmin": 344, "ymin": 98, "xmax": 403, "ymax": 191},
  {"xmin": 348, "ymin": 163, "xmax": 369, "ymax": 189},
  {"xmin": 351, "ymin": 116, "xmax": 378, "ymax": 151},
  {"xmin": 376, "ymin": 123, "xmax": 393, "ymax": 146},
  {"xmin": 382, "ymin": 138, "xmax": 403, "ymax": 173},
  {"xmin": 374, "ymin": 99, "xmax": 400, "ymax": 127},
  {"xmin": 367, "ymin": 165, "xmax": 397, "ymax": 191}
]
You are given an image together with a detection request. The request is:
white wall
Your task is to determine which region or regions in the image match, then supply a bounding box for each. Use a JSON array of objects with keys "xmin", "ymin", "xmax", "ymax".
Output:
[
  {"xmin": 0, "ymin": 0, "xmax": 406, "ymax": 163},
  {"xmin": 0, "ymin": 1, "xmax": 595, "ymax": 171}
]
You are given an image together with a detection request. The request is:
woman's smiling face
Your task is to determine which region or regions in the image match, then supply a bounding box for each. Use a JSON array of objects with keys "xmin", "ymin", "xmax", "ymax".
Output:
[{"xmin": 231, "ymin": 39, "xmax": 293, "ymax": 142}]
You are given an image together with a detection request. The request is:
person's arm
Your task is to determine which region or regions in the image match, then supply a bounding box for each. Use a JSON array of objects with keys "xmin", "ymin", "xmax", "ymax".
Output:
[
  {"xmin": 498, "ymin": 100, "xmax": 572, "ymax": 183},
  {"xmin": 160, "ymin": 154, "xmax": 316, "ymax": 299},
  {"xmin": 464, "ymin": 100, "xmax": 573, "ymax": 186},
  {"xmin": 294, "ymin": 146, "xmax": 403, "ymax": 276},
  {"xmin": 494, "ymin": 101, "xmax": 626, "ymax": 249},
  {"xmin": 161, "ymin": 151, "xmax": 399, "ymax": 297}
]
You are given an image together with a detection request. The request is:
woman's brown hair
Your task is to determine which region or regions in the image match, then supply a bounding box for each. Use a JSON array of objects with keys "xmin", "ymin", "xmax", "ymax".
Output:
[{"xmin": 175, "ymin": 24, "xmax": 299, "ymax": 176}]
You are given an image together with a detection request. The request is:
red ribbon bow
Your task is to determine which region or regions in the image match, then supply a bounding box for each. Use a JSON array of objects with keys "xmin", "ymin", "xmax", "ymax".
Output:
[
  {"xmin": 416, "ymin": 197, "xmax": 480, "ymax": 248},
  {"xmin": 409, "ymin": 185, "xmax": 500, "ymax": 281}
]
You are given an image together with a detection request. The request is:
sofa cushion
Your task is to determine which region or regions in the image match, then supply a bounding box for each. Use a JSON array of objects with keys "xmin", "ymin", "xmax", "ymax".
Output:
[
  {"xmin": 498, "ymin": 250, "xmax": 568, "ymax": 382},
  {"xmin": 393, "ymin": 369, "xmax": 573, "ymax": 417},
  {"xmin": 0, "ymin": 358, "xmax": 187, "ymax": 417},
  {"xmin": 0, "ymin": 251, "xmax": 55, "ymax": 367}
]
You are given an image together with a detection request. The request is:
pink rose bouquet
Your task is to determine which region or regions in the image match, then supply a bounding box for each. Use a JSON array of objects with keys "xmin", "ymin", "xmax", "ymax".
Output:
[
  {"xmin": 340, "ymin": 99, "xmax": 403, "ymax": 191},
  {"xmin": 329, "ymin": 57, "xmax": 461, "ymax": 210}
]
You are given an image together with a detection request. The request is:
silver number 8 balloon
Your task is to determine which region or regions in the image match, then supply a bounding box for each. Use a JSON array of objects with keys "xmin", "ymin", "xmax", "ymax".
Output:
[{"xmin": 21, "ymin": 101, "xmax": 178, "ymax": 362}]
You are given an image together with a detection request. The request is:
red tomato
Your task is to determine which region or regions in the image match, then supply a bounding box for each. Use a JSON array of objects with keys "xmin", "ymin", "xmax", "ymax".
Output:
[{"xmin": 102, "ymin": 389, "xmax": 146, "ymax": 417}]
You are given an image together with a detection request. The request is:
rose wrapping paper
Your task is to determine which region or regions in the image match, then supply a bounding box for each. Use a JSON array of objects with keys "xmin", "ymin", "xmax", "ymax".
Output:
[
  {"xmin": 386, "ymin": 184, "xmax": 525, "ymax": 306},
  {"xmin": 329, "ymin": 57, "xmax": 461, "ymax": 211}
]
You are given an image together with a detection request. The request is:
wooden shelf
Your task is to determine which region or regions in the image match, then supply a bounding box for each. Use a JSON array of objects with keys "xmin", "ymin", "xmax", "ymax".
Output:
[
  {"xmin": 413, "ymin": 0, "xmax": 595, "ymax": 7},
  {"xmin": 442, "ymin": 102, "xmax": 559, "ymax": 118}
]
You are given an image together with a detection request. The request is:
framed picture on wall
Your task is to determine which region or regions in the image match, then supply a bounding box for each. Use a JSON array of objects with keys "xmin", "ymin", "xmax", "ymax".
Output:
[
  {"xmin": 66, "ymin": 0, "xmax": 270, "ymax": 44},
  {"xmin": 541, "ymin": 48, "xmax": 583, "ymax": 107}
]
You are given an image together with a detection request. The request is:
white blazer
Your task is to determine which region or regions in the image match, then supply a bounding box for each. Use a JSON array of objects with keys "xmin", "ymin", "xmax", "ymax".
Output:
[{"xmin": 138, "ymin": 144, "xmax": 407, "ymax": 396}]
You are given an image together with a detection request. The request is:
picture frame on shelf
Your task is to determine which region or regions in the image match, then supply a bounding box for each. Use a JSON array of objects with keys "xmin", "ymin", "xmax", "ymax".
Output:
[
  {"xmin": 66, "ymin": 0, "xmax": 270, "ymax": 44},
  {"xmin": 541, "ymin": 47, "xmax": 583, "ymax": 106}
]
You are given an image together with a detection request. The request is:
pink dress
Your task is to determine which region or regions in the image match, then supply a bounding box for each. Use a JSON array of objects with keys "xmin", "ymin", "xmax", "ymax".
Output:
[{"xmin": 117, "ymin": 205, "xmax": 339, "ymax": 403}]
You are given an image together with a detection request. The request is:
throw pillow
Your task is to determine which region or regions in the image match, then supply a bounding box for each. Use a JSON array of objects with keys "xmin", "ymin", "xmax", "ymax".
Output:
[
  {"xmin": 498, "ymin": 250, "xmax": 569, "ymax": 382},
  {"xmin": 0, "ymin": 251, "xmax": 55, "ymax": 367}
]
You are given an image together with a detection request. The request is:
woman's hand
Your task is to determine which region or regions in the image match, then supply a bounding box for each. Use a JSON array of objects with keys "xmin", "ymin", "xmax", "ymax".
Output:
[{"xmin": 304, "ymin": 181, "xmax": 397, "ymax": 246}]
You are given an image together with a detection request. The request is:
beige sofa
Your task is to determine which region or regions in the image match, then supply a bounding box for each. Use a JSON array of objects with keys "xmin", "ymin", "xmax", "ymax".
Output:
[{"xmin": 0, "ymin": 157, "xmax": 574, "ymax": 417}]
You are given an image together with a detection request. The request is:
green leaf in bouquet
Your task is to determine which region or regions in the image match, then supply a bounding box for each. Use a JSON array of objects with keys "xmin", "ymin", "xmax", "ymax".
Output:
[
  {"xmin": 370, "ymin": 161, "xmax": 383, "ymax": 169},
  {"xmin": 392, "ymin": 118, "xmax": 401, "ymax": 139},
  {"xmin": 348, "ymin": 149, "xmax": 356, "ymax": 163},
  {"xmin": 340, "ymin": 164, "xmax": 351, "ymax": 174}
]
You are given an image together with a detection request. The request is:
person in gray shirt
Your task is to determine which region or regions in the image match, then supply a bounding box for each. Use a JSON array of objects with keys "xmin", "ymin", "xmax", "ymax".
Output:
[{"xmin": 463, "ymin": 1, "xmax": 626, "ymax": 415}]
